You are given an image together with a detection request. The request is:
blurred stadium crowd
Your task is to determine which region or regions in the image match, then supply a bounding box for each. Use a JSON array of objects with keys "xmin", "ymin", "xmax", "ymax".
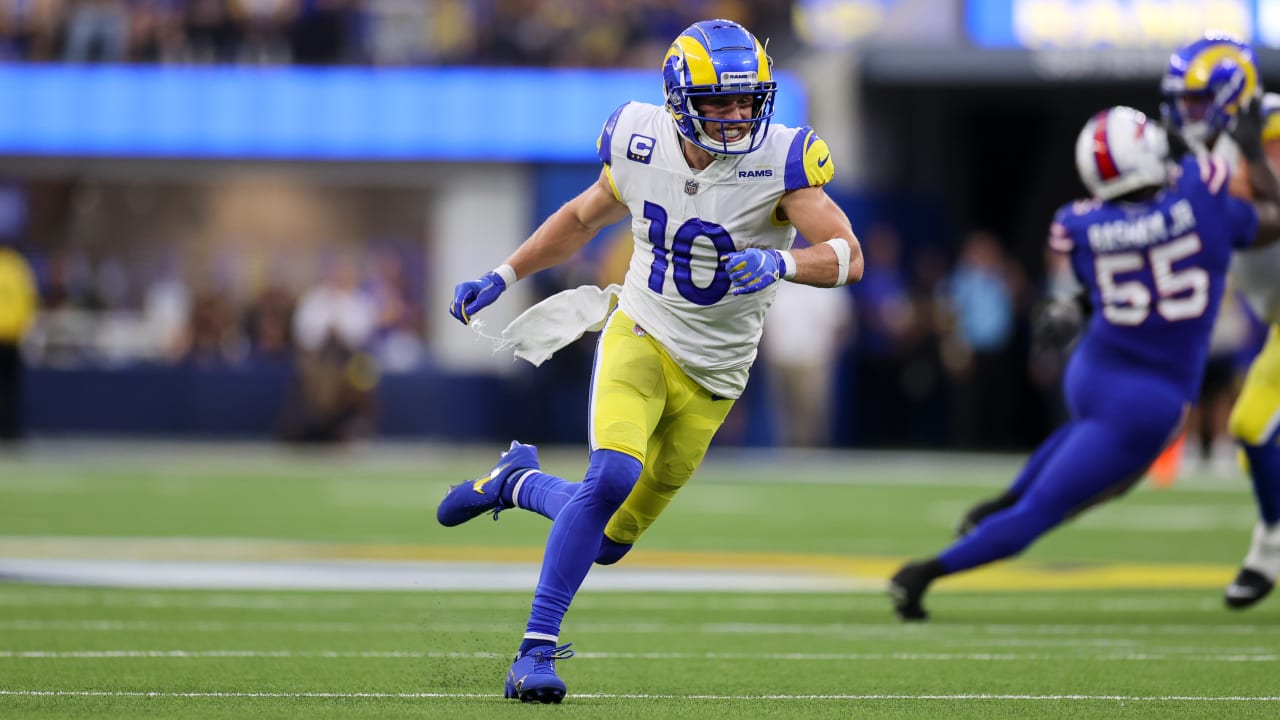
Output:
[
  {"xmin": 5, "ymin": 166, "xmax": 1269, "ymax": 453},
  {"xmin": 0, "ymin": 0, "xmax": 793, "ymax": 67},
  {"xmin": 0, "ymin": 3, "xmax": 1267, "ymax": 461},
  {"xmin": 0, "ymin": 176, "xmax": 435, "ymax": 443}
]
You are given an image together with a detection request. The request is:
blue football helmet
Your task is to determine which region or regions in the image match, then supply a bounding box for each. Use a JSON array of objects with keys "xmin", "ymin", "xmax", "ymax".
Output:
[
  {"xmin": 1161, "ymin": 33, "xmax": 1260, "ymax": 147},
  {"xmin": 662, "ymin": 19, "xmax": 777, "ymax": 156}
]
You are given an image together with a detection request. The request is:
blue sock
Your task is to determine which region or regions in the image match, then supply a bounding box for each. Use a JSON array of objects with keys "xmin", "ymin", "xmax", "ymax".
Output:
[
  {"xmin": 939, "ymin": 501, "xmax": 1065, "ymax": 572},
  {"xmin": 940, "ymin": 428, "xmax": 1073, "ymax": 568},
  {"xmin": 1007, "ymin": 425, "xmax": 1070, "ymax": 497},
  {"xmin": 594, "ymin": 536, "xmax": 633, "ymax": 565},
  {"xmin": 940, "ymin": 415, "xmax": 1164, "ymax": 574},
  {"xmin": 502, "ymin": 468, "xmax": 636, "ymax": 565},
  {"xmin": 506, "ymin": 470, "xmax": 579, "ymax": 520},
  {"xmin": 525, "ymin": 449, "xmax": 642, "ymax": 639},
  {"xmin": 1243, "ymin": 442, "xmax": 1280, "ymax": 526}
]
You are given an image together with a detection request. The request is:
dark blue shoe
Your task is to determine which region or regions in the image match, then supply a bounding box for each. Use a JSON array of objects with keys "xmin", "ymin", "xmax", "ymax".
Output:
[
  {"xmin": 504, "ymin": 643, "xmax": 574, "ymax": 703},
  {"xmin": 436, "ymin": 441, "xmax": 539, "ymax": 527}
]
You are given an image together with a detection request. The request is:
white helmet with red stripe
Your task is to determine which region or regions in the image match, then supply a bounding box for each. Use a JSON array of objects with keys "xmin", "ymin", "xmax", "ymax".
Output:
[{"xmin": 1074, "ymin": 106, "xmax": 1170, "ymax": 200}]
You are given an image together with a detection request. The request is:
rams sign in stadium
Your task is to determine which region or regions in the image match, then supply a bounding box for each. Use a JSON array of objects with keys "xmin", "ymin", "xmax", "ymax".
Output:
[{"xmin": 967, "ymin": 0, "xmax": 1259, "ymax": 48}]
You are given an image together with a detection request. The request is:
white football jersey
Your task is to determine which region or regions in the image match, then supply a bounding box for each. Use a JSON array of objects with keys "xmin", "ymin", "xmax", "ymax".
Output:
[
  {"xmin": 1217, "ymin": 92, "xmax": 1280, "ymax": 324},
  {"xmin": 597, "ymin": 101, "xmax": 835, "ymax": 398}
]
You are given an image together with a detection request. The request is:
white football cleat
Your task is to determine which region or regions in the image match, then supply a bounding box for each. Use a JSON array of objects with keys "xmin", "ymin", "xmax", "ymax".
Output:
[{"xmin": 1225, "ymin": 521, "xmax": 1280, "ymax": 610}]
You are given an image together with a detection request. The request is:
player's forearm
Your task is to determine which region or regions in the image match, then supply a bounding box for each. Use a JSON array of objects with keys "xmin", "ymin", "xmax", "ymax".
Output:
[
  {"xmin": 778, "ymin": 187, "xmax": 864, "ymax": 287},
  {"xmin": 1252, "ymin": 200, "xmax": 1280, "ymax": 246},
  {"xmin": 1246, "ymin": 155, "xmax": 1280, "ymax": 206},
  {"xmin": 789, "ymin": 237, "xmax": 864, "ymax": 287}
]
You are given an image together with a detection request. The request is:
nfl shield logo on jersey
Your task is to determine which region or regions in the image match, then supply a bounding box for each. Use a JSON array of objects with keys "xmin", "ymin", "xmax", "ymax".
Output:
[{"xmin": 684, "ymin": 179, "xmax": 699, "ymax": 195}]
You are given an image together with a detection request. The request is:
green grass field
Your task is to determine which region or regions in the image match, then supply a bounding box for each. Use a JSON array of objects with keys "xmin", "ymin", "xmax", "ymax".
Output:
[{"xmin": 1, "ymin": 441, "xmax": 1277, "ymax": 719}]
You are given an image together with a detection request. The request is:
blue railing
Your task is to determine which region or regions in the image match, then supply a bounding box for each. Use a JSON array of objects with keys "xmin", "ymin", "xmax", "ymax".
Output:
[{"xmin": 0, "ymin": 65, "xmax": 807, "ymax": 161}]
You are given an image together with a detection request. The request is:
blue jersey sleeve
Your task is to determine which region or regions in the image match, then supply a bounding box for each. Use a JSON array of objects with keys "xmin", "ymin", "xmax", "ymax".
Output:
[
  {"xmin": 1048, "ymin": 199, "xmax": 1099, "ymax": 256},
  {"xmin": 1179, "ymin": 155, "xmax": 1258, "ymax": 249},
  {"xmin": 596, "ymin": 102, "xmax": 629, "ymax": 166},
  {"xmin": 1180, "ymin": 155, "xmax": 1229, "ymax": 197},
  {"xmin": 1048, "ymin": 204, "xmax": 1077, "ymax": 255},
  {"xmin": 782, "ymin": 126, "xmax": 835, "ymax": 191}
]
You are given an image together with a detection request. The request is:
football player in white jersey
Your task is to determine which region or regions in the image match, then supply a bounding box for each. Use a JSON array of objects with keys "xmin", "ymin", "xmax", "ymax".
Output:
[
  {"xmin": 437, "ymin": 19, "xmax": 862, "ymax": 702},
  {"xmin": 1162, "ymin": 34, "xmax": 1280, "ymax": 609}
]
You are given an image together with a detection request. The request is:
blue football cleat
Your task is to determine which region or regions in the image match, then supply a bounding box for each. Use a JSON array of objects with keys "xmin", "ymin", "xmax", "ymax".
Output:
[
  {"xmin": 504, "ymin": 643, "xmax": 574, "ymax": 703},
  {"xmin": 436, "ymin": 441, "xmax": 539, "ymax": 527}
]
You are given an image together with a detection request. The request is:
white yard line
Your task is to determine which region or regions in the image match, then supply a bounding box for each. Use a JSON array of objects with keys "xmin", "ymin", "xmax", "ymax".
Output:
[
  {"xmin": 1, "ymin": 619, "xmax": 1277, "ymax": 637},
  {"xmin": 0, "ymin": 551, "xmax": 1241, "ymax": 593},
  {"xmin": 0, "ymin": 589, "xmax": 1227, "ymax": 613},
  {"xmin": 0, "ymin": 558, "xmax": 877, "ymax": 592},
  {"xmin": 1, "ymin": 689, "xmax": 1278, "ymax": 702},
  {"xmin": 0, "ymin": 649, "xmax": 1276, "ymax": 662}
]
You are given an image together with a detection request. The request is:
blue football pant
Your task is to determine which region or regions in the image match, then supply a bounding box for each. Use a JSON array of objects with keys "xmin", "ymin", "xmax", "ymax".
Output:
[{"xmin": 939, "ymin": 353, "xmax": 1187, "ymax": 574}]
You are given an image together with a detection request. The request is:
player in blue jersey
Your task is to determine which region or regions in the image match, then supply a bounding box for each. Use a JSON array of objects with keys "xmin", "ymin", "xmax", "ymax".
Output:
[
  {"xmin": 439, "ymin": 19, "xmax": 863, "ymax": 701},
  {"xmin": 888, "ymin": 105, "xmax": 1276, "ymax": 621},
  {"xmin": 1162, "ymin": 34, "xmax": 1280, "ymax": 609}
]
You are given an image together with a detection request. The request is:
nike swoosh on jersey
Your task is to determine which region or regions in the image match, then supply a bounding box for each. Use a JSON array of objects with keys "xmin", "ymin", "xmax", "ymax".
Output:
[{"xmin": 817, "ymin": 155, "xmax": 830, "ymax": 167}]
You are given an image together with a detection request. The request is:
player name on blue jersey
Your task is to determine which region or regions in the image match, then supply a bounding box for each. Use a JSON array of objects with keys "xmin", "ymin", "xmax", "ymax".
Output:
[
  {"xmin": 1086, "ymin": 199, "xmax": 1197, "ymax": 252},
  {"xmin": 1051, "ymin": 155, "xmax": 1258, "ymax": 400}
]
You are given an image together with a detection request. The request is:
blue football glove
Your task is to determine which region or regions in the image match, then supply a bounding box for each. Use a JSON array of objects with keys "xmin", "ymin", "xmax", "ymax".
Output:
[
  {"xmin": 721, "ymin": 248, "xmax": 787, "ymax": 296},
  {"xmin": 449, "ymin": 271, "xmax": 507, "ymax": 325}
]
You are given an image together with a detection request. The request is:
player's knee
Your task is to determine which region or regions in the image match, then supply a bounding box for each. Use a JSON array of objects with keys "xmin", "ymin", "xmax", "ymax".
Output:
[
  {"xmin": 594, "ymin": 536, "xmax": 634, "ymax": 565},
  {"xmin": 1227, "ymin": 381, "xmax": 1280, "ymax": 445},
  {"xmin": 582, "ymin": 448, "xmax": 643, "ymax": 507},
  {"xmin": 653, "ymin": 453, "xmax": 698, "ymax": 487}
]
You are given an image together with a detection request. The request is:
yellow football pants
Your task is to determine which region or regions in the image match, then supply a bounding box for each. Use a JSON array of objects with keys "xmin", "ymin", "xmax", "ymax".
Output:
[
  {"xmin": 589, "ymin": 309, "xmax": 735, "ymax": 545},
  {"xmin": 1229, "ymin": 325, "xmax": 1280, "ymax": 446}
]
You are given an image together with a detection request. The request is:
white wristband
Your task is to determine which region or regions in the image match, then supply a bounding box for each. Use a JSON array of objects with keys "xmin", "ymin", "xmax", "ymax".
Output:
[
  {"xmin": 777, "ymin": 250, "xmax": 797, "ymax": 280},
  {"xmin": 823, "ymin": 238, "xmax": 851, "ymax": 287},
  {"xmin": 493, "ymin": 263, "xmax": 518, "ymax": 287}
]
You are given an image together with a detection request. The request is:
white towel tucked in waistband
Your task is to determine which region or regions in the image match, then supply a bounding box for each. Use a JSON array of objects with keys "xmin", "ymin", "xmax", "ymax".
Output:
[{"xmin": 473, "ymin": 284, "xmax": 623, "ymax": 367}]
